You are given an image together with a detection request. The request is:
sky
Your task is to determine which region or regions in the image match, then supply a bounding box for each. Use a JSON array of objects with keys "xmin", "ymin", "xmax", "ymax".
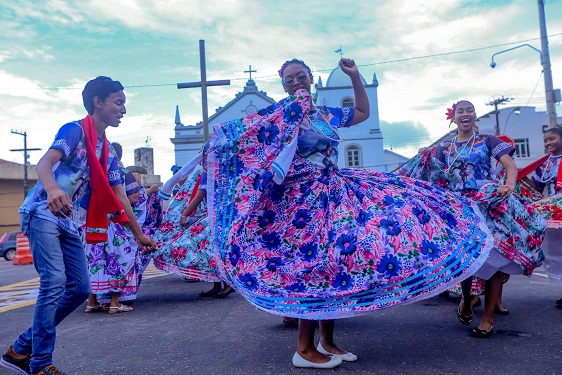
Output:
[{"xmin": 1, "ymin": 0, "xmax": 561, "ymax": 181}]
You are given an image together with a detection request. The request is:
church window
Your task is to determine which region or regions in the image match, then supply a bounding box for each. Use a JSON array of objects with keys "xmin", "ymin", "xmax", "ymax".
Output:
[
  {"xmin": 341, "ymin": 97, "xmax": 354, "ymax": 108},
  {"xmin": 346, "ymin": 145, "xmax": 362, "ymax": 167}
]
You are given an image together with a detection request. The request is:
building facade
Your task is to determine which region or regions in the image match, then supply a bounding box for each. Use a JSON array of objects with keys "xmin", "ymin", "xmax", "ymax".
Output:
[
  {"xmin": 0, "ymin": 159, "xmax": 37, "ymax": 235},
  {"xmin": 476, "ymin": 105, "xmax": 562, "ymax": 167},
  {"xmin": 171, "ymin": 79, "xmax": 276, "ymax": 168}
]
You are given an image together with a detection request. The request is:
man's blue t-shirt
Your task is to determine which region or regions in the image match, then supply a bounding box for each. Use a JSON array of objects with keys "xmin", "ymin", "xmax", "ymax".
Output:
[{"xmin": 19, "ymin": 120, "xmax": 121, "ymax": 235}]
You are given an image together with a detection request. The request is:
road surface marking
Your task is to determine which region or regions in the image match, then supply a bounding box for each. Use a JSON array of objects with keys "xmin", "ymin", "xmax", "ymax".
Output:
[{"xmin": 0, "ymin": 264, "xmax": 167, "ymax": 313}]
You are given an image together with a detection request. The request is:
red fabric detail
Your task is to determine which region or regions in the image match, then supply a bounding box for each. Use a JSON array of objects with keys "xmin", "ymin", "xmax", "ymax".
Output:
[
  {"xmin": 82, "ymin": 115, "xmax": 129, "ymax": 244},
  {"xmin": 187, "ymin": 173, "xmax": 202, "ymax": 217},
  {"xmin": 517, "ymin": 155, "xmax": 550, "ymax": 181},
  {"xmin": 497, "ymin": 135, "xmax": 514, "ymax": 147}
]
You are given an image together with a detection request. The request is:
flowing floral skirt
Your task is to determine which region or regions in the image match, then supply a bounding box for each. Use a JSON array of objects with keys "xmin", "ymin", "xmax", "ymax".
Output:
[
  {"xmin": 204, "ymin": 91, "xmax": 493, "ymax": 320},
  {"xmin": 86, "ymin": 190, "xmax": 148, "ymax": 303},
  {"xmin": 399, "ymin": 151, "xmax": 546, "ymax": 277},
  {"xmin": 152, "ymin": 171, "xmax": 221, "ymax": 282}
]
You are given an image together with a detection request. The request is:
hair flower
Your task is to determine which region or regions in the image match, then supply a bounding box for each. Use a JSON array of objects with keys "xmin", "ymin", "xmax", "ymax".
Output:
[{"xmin": 445, "ymin": 103, "xmax": 456, "ymax": 122}]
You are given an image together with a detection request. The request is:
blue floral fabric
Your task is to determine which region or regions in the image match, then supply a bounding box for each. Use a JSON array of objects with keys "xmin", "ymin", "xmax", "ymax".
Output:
[{"xmin": 203, "ymin": 91, "xmax": 494, "ymax": 319}]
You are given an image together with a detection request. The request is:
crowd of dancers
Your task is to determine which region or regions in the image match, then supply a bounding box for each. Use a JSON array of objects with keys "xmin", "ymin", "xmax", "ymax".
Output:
[{"xmin": 1, "ymin": 59, "xmax": 561, "ymax": 374}]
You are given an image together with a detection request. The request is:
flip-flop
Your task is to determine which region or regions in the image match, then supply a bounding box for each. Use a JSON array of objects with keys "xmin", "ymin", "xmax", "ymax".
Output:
[
  {"xmin": 85, "ymin": 305, "xmax": 108, "ymax": 313},
  {"xmin": 108, "ymin": 304, "xmax": 133, "ymax": 314}
]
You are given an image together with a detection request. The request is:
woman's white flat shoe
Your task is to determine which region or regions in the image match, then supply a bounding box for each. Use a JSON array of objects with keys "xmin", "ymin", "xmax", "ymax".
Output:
[
  {"xmin": 317, "ymin": 342, "xmax": 358, "ymax": 362},
  {"xmin": 292, "ymin": 352, "xmax": 342, "ymax": 368}
]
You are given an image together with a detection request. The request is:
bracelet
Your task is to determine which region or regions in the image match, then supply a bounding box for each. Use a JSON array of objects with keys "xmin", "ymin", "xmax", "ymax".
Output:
[{"xmin": 180, "ymin": 215, "xmax": 187, "ymax": 220}]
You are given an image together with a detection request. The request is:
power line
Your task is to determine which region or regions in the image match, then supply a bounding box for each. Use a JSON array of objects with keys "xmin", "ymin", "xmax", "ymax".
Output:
[{"xmin": 3, "ymin": 32, "xmax": 561, "ymax": 91}]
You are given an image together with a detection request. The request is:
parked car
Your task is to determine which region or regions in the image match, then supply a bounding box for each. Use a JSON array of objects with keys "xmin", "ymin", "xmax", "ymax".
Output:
[{"xmin": 0, "ymin": 231, "xmax": 21, "ymax": 261}]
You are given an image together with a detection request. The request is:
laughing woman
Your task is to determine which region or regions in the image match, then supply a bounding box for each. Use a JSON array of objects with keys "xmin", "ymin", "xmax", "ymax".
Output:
[
  {"xmin": 400, "ymin": 100, "xmax": 545, "ymax": 337},
  {"xmin": 200, "ymin": 59, "xmax": 495, "ymax": 369}
]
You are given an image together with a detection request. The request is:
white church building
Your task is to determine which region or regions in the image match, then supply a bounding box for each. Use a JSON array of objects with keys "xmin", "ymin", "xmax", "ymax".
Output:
[{"xmin": 171, "ymin": 65, "xmax": 409, "ymax": 172}]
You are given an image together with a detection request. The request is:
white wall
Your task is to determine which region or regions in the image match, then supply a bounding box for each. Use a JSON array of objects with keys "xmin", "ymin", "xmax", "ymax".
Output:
[{"xmin": 476, "ymin": 106, "xmax": 562, "ymax": 167}]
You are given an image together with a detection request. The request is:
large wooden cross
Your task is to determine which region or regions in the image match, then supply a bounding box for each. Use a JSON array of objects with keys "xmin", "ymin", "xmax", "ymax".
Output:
[{"xmin": 177, "ymin": 40, "xmax": 230, "ymax": 142}]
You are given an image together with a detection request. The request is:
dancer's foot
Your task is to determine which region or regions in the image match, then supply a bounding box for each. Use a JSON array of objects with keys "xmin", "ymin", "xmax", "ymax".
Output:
[
  {"xmin": 459, "ymin": 300, "xmax": 473, "ymax": 317},
  {"xmin": 214, "ymin": 285, "xmax": 235, "ymax": 298},
  {"xmin": 475, "ymin": 319, "xmax": 493, "ymax": 333},
  {"xmin": 494, "ymin": 305, "xmax": 509, "ymax": 315},
  {"xmin": 294, "ymin": 349, "xmax": 334, "ymax": 365},
  {"xmin": 292, "ymin": 352, "xmax": 341, "ymax": 368},
  {"xmin": 199, "ymin": 284, "xmax": 222, "ymax": 297},
  {"xmin": 317, "ymin": 342, "xmax": 358, "ymax": 362}
]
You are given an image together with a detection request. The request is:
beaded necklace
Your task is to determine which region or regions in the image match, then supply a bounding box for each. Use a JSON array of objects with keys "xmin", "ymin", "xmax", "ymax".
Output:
[
  {"xmin": 446, "ymin": 132, "xmax": 476, "ymax": 171},
  {"xmin": 539, "ymin": 155, "xmax": 561, "ymax": 183}
]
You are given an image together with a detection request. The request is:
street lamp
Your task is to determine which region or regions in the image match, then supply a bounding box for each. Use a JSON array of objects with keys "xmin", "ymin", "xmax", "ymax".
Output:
[
  {"xmin": 503, "ymin": 107, "xmax": 521, "ymax": 134},
  {"xmin": 489, "ymin": 44, "xmax": 542, "ymax": 69}
]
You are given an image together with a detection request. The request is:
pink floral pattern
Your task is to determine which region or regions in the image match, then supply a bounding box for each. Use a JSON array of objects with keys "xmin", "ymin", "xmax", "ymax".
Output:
[
  {"xmin": 152, "ymin": 170, "xmax": 221, "ymax": 282},
  {"xmin": 205, "ymin": 91, "xmax": 494, "ymax": 319}
]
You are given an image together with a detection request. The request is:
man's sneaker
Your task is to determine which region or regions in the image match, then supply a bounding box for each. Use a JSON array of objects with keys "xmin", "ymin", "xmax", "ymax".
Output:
[
  {"xmin": 0, "ymin": 346, "xmax": 31, "ymax": 375},
  {"xmin": 32, "ymin": 364, "xmax": 66, "ymax": 375}
]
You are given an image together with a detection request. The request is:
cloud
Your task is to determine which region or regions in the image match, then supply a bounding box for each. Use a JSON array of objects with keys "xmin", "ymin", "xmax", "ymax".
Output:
[
  {"xmin": 0, "ymin": 70, "xmax": 57, "ymax": 101},
  {"xmin": 380, "ymin": 120, "xmax": 432, "ymax": 157},
  {"xmin": 0, "ymin": 0, "xmax": 561, "ymax": 183}
]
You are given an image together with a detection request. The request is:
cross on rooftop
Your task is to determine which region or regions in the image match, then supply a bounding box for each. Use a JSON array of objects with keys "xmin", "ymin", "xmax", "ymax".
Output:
[{"xmin": 244, "ymin": 65, "xmax": 257, "ymax": 80}]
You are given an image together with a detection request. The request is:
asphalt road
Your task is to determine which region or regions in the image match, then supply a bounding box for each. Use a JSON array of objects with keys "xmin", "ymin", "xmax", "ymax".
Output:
[{"xmin": 0, "ymin": 259, "xmax": 560, "ymax": 375}]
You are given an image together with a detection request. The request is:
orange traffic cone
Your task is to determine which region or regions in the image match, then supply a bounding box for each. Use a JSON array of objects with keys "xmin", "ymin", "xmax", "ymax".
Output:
[{"xmin": 12, "ymin": 233, "xmax": 33, "ymax": 265}]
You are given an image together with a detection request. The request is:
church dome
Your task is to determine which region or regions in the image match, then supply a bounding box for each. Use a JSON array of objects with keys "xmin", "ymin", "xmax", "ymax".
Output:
[{"xmin": 325, "ymin": 65, "xmax": 367, "ymax": 87}]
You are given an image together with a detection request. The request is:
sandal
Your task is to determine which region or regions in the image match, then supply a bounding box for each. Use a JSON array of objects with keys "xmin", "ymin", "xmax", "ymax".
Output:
[
  {"xmin": 494, "ymin": 306, "xmax": 509, "ymax": 315},
  {"xmin": 85, "ymin": 305, "xmax": 108, "ymax": 313},
  {"xmin": 457, "ymin": 305, "xmax": 473, "ymax": 326},
  {"xmin": 214, "ymin": 288, "xmax": 235, "ymax": 299},
  {"xmin": 472, "ymin": 326, "xmax": 493, "ymax": 338},
  {"xmin": 108, "ymin": 304, "xmax": 133, "ymax": 314}
]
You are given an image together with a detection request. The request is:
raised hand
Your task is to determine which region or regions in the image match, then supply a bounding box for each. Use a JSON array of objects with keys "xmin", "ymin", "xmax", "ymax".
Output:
[{"xmin": 339, "ymin": 58, "xmax": 359, "ymax": 77}]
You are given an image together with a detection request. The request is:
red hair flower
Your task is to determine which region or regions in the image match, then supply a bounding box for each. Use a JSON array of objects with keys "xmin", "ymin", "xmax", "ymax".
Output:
[{"xmin": 445, "ymin": 103, "xmax": 456, "ymax": 121}]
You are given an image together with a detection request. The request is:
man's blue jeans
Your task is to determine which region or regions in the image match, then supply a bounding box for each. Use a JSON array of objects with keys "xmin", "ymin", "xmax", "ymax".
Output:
[{"xmin": 12, "ymin": 215, "xmax": 90, "ymax": 373}]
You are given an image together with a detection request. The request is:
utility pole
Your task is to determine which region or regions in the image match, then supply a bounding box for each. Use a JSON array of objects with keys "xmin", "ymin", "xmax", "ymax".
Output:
[
  {"xmin": 177, "ymin": 40, "xmax": 231, "ymax": 143},
  {"xmin": 10, "ymin": 130, "xmax": 41, "ymax": 198},
  {"xmin": 486, "ymin": 96, "xmax": 513, "ymax": 135},
  {"xmin": 538, "ymin": 0, "xmax": 559, "ymax": 128}
]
